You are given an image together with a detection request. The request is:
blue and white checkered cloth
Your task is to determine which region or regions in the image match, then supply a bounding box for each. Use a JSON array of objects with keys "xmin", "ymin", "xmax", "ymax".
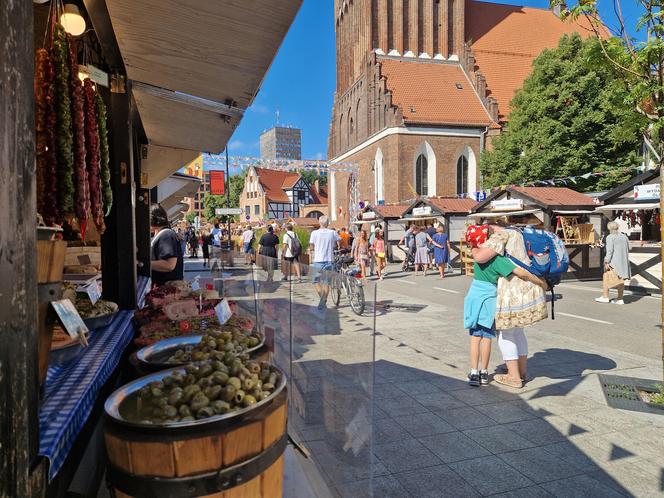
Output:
[{"xmin": 39, "ymin": 276, "xmax": 150, "ymax": 481}]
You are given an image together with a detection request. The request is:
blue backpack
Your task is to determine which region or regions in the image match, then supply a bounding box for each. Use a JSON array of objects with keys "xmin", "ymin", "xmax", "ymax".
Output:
[{"xmin": 507, "ymin": 227, "xmax": 569, "ymax": 319}]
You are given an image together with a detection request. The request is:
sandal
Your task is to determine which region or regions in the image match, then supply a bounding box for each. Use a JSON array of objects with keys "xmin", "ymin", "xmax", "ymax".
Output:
[{"xmin": 494, "ymin": 374, "xmax": 523, "ymax": 389}]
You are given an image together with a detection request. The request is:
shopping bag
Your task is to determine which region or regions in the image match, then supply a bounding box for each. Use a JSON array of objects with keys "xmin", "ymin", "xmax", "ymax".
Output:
[{"xmin": 603, "ymin": 268, "xmax": 623, "ymax": 289}]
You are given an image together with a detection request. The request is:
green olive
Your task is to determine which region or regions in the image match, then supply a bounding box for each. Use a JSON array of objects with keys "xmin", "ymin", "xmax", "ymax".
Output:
[
  {"xmin": 190, "ymin": 393, "xmax": 210, "ymax": 412},
  {"xmin": 204, "ymin": 385, "xmax": 222, "ymax": 401},
  {"xmin": 196, "ymin": 377, "xmax": 212, "ymax": 389},
  {"xmin": 152, "ymin": 397, "xmax": 168, "ymax": 407},
  {"xmin": 221, "ymin": 385, "xmax": 236, "ymax": 402},
  {"xmin": 192, "ymin": 351, "xmax": 206, "ymax": 361},
  {"xmin": 183, "ymin": 374, "xmax": 197, "ymax": 386},
  {"xmin": 197, "ymin": 364, "xmax": 213, "ymax": 378},
  {"xmin": 227, "ymin": 377, "xmax": 241, "ymax": 390},
  {"xmin": 196, "ymin": 406, "xmax": 215, "ymax": 419},
  {"xmin": 178, "ymin": 405, "xmax": 192, "ymax": 417},
  {"xmin": 168, "ymin": 390, "xmax": 184, "ymax": 406},
  {"xmin": 262, "ymin": 383, "xmax": 274, "ymax": 391},
  {"xmin": 163, "ymin": 405, "xmax": 178, "ymax": 418},
  {"xmin": 183, "ymin": 384, "xmax": 201, "ymax": 401},
  {"xmin": 139, "ymin": 386, "xmax": 151, "ymax": 398},
  {"xmin": 234, "ymin": 389, "xmax": 245, "ymax": 404},
  {"xmin": 211, "ymin": 371, "xmax": 229, "ymax": 386},
  {"xmin": 211, "ymin": 400, "xmax": 231, "ymax": 414},
  {"xmin": 242, "ymin": 378, "xmax": 256, "ymax": 391},
  {"xmin": 242, "ymin": 395, "xmax": 257, "ymax": 407},
  {"xmin": 185, "ymin": 364, "xmax": 199, "ymax": 376},
  {"xmin": 150, "ymin": 387, "xmax": 163, "ymax": 398}
]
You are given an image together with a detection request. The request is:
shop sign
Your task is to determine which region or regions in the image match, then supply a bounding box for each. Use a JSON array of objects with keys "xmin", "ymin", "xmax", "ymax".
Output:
[
  {"xmin": 80, "ymin": 64, "xmax": 109, "ymax": 88},
  {"xmin": 490, "ymin": 199, "xmax": 524, "ymax": 211},
  {"xmin": 51, "ymin": 299, "xmax": 89, "ymax": 341},
  {"xmin": 215, "ymin": 298, "xmax": 233, "ymax": 325},
  {"xmin": 634, "ymin": 184, "xmax": 660, "ymax": 201},
  {"xmin": 362, "ymin": 211, "xmax": 377, "ymax": 220},
  {"xmin": 413, "ymin": 206, "xmax": 432, "ymax": 216},
  {"xmin": 215, "ymin": 208, "xmax": 243, "ymax": 215}
]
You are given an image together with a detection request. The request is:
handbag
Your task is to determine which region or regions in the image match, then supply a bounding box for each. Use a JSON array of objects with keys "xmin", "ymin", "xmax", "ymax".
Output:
[
  {"xmin": 377, "ymin": 252, "xmax": 385, "ymax": 258},
  {"xmin": 603, "ymin": 267, "xmax": 623, "ymax": 288}
]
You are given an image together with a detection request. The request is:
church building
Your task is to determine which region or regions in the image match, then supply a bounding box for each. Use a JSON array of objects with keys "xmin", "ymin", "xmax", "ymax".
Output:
[{"xmin": 327, "ymin": 0, "xmax": 594, "ymax": 223}]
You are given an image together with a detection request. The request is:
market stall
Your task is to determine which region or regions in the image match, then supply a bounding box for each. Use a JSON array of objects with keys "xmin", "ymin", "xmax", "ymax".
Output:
[
  {"xmin": 470, "ymin": 187, "xmax": 602, "ymax": 279},
  {"xmin": 397, "ymin": 198, "xmax": 477, "ymax": 267},
  {"xmin": 597, "ymin": 168, "xmax": 661, "ymax": 292},
  {"xmin": 1, "ymin": 0, "xmax": 302, "ymax": 495}
]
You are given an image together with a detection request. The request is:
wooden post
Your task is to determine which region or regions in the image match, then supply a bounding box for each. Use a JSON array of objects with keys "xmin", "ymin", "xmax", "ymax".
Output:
[
  {"xmin": 135, "ymin": 186, "xmax": 151, "ymax": 278},
  {"xmin": 101, "ymin": 81, "xmax": 138, "ymax": 309},
  {"xmin": 0, "ymin": 1, "xmax": 40, "ymax": 496}
]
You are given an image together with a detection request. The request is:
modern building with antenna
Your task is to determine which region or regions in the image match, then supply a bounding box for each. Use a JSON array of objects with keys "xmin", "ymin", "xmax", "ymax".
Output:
[{"xmin": 260, "ymin": 126, "xmax": 302, "ymax": 160}]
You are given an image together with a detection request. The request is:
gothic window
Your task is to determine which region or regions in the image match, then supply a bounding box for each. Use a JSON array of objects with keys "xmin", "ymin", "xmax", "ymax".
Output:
[
  {"xmin": 456, "ymin": 155, "xmax": 468, "ymax": 194},
  {"xmin": 415, "ymin": 154, "xmax": 428, "ymax": 196}
]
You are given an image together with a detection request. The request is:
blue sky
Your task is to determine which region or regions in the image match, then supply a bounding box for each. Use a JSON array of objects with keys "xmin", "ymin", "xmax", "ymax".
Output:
[{"xmin": 222, "ymin": 0, "xmax": 644, "ymax": 165}]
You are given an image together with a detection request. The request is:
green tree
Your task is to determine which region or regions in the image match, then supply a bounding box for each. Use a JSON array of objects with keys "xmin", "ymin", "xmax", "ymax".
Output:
[
  {"xmin": 203, "ymin": 172, "xmax": 246, "ymax": 221},
  {"xmin": 185, "ymin": 211, "xmax": 197, "ymax": 224},
  {"xmin": 300, "ymin": 170, "xmax": 328, "ymax": 188},
  {"xmin": 481, "ymin": 34, "xmax": 647, "ymax": 191},
  {"xmin": 552, "ymin": 0, "xmax": 664, "ymax": 378}
]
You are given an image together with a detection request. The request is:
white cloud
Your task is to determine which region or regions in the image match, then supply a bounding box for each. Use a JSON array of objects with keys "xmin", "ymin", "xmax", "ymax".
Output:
[
  {"xmin": 248, "ymin": 103, "xmax": 270, "ymax": 114},
  {"xmin": 315, "ymin": 151, "xmax": 324, "ymax": 160}
]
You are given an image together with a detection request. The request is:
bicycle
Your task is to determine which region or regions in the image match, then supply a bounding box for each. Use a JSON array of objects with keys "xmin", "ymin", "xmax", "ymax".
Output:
[{"xmin": 330, "ymin": 248, "xmax": 365, "ymax": 315}]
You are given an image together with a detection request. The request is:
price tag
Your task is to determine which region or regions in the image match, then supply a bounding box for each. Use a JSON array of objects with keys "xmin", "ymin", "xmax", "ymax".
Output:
[
  {"xmin": 51, "ymin": 299, "xmax": 89, "ymax": 341},
  {"xmin": 77, "ymin": 254, "xmax": 92, "ymax": 265},
  {"xmin": 191, "ymin": 276, "xmax": 201, "ymax": 291},
  {"xmin": 78, "ymin": 280, "xmax": 101, "ymax": 305},
  {"xmin": 214, "ymin": 298, "xmax": 233, "ymax": 325}
]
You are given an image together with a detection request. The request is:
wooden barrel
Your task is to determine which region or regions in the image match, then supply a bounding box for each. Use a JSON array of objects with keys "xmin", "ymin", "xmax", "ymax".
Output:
[{"xmin": 105, "ymin": 390, "xmax": 288, "ymax": 498}]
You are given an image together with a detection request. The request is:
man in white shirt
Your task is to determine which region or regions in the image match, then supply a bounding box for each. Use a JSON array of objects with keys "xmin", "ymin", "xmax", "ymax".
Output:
[
  {"xmin": 241, "ymin": 226, "xmax": 255, "ymax": 265},
  {"xmin": 308, "ymin": 216, "xmax": 341, "ymax": 309}
]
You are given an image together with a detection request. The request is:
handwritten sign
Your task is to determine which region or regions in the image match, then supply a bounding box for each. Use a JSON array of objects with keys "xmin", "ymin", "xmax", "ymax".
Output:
[
  {"xmin": 214, "ymin": 298, "xmax": 233, "ymax": 325},
  {"xmin": 51, "ymin": 299, "xmax": 89, "ymax": 341},
  {"xmin": 191, "ymin": 276, "xmax": 201, "ymax": 291},
  {"xmin": 78, "ymin": 280, "xmax": 101, "ymax": 305}
]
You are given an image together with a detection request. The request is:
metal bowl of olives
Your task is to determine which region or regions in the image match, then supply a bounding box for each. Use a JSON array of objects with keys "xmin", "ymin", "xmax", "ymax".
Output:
[
  {"xmin": 135, "ymin": 330, "xmax": 265, "ymax": 369},
  {"xmin": 105, "ymin": 360, "xmax": 285, "ymax": 428}
]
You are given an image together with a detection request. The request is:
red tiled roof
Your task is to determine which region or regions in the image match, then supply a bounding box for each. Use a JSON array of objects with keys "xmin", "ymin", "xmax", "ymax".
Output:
[
  {"xmin": 254, "ymin": 167, "xmax": 300, "ymax": 203},
  {"xmin": 511, "ymin": 187, "xmax": 596, "ymax": 207},
  {"xmin": 428, "ymin": 198, "xmax": 478, "ymax": 213},
  {"xmin": 374, "ymin": 204, "xmax": 410, "ymax": 218},
  {"xmin": 380, "ymin": 59, "xmax": 495, "ymax": 127},
  {"xmin": 311, "ymin": 186, "xmax": 328, "ymax": 204},
  {"xmin": 467, "ymin": 0, "xmax": 598, "ymax": 120}
]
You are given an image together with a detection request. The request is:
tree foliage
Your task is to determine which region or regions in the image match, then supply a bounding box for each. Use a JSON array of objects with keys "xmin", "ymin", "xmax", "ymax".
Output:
[
  {"xmin": 185, "ymin": 211, "xmax": 197, "ymax": 224},
  {"xmin": 481, "ymin": 34, "xmax": 647, "ymax": 191},
  {"xmin": 300, "ymin": 170, "xmax": 328, "ymax": 188},
  {"xmin": 203, "ymin": 172, "xmax": 245, "ymax": 221}
]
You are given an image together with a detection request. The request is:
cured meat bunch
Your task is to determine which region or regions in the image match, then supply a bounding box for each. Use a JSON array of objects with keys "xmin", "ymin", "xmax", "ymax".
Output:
[
  {"xmin": 84, "ymin": 78, "xmax": 104, "ymax": 233},
  {"xmin": 95, "ymin": 93, "xmax": 112, "ymax": 216},
  {"xmin": 35, "ymin": 48, "xmax": 60, "ymax": 224},
  {"xmin": 53, "ymin": 24, "xmax": 75, "ymax": 219},
  {"xmin": 68, "ymin": 36, "xmax": 89, "ymax": 236}
]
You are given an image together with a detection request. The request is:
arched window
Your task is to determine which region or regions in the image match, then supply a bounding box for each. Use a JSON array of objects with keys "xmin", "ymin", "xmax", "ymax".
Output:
[
  {"xmin": 456, "ymin": 155, "xmax": 468, "ymax": 194},
  {"xmin": 338, "ymin": 114, "xmax": 344, "ymax": 151},
  {"xmin": 355, "ymin": 99, "xmax": 361, "ymax": 139},
  {"xmin": 349, "ymin": 117, "xmax": 354, "ymax": 139},
  {"xmin": 415, "ymin": 154, "xmax": 428, "ymax": 196},
  {"xmin": 374, "ymin": 148, "xmax": 384, "ymax": 202}
]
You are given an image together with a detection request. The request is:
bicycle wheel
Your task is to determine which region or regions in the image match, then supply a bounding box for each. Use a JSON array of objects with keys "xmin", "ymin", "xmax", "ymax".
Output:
[
  {"xmin": 348, "ymin": 277, "xmax": 365, "ymax": 315},
  {"xmin": 330, "ymin": 274, "xmax": 341, "ymax": 306}
]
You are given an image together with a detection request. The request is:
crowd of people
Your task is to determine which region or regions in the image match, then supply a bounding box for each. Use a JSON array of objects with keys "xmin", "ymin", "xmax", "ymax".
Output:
[{"xmin": 150, "ymin": 206, "xmax": 633, "ymax": 390}]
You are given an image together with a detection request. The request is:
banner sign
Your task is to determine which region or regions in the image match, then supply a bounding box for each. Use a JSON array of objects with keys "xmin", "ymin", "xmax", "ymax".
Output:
[
  {"xmin": 209, "ymin": 170, "xmax": 225, "ymax": 195},
  {"xmin": 634, "ymin": 184, "xmax": 660, "ymax": 201},
  {"xmin": 490, "ymin": 199, "xmax": 524, "ymax": 211}
]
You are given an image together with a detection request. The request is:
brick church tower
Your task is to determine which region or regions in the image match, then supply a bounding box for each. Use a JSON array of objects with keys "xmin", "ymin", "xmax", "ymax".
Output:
[{"xmin": 327, "ymin": 0, "xmax": 595, "ymax": 224}]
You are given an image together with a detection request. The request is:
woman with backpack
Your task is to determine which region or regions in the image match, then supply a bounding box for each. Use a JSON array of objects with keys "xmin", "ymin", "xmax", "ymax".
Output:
[
  {"xmin": 470, "ymin": 219, "xmax": 549, "ymax": 388},
  {"xmin": 281, "ymin": 224, "xmax": 302, "ymax": 282}
]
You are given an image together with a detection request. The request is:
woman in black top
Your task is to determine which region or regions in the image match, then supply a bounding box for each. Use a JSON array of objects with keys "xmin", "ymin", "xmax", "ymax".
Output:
[
  {"xmin": 258, "ymin": 225, "xmax": 280, "ymax": 282},
  {"xmin": 150, "ymin": 204, "xmax": 184, "ymax": 287},
  {"xmin": 201, "ymin": 231, "xmax": 211, "ymax": 268}
]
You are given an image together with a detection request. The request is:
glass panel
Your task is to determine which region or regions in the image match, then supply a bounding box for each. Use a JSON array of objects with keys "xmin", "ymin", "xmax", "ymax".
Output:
[{"xmin": 287, "ymin": 252, "xmax": 377, "ymax": 496}]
